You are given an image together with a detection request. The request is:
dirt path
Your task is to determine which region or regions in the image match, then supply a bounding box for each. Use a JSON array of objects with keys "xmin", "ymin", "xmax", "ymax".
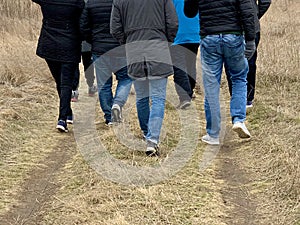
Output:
[
  {"xmin": 0, "ymin": 135, "xmax": 76, "ymax": 225},
  {"xmin": 217, "ymin": 132, "xmax": 258, "ymax": 225}
]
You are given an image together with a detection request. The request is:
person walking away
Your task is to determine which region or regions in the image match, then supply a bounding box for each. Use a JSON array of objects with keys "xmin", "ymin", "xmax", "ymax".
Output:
[
  {"xmin": 80, "ymin": 0, "xmax": 132, "ymax": 126},
  {"xmin": 184, "ymin": 0, "xmax": 256, "ymax": 145},
  {"xmin": 111, "ymin": 0, "xmax": 178, "ymax": 156},
  {"xmin": 226, "ymin": 0, "xmax": 271, "ymax": 109},
  {"xmin": 171, "ymin": 0, "xmax": 200, "ymax": 109},
  {"xmin": 32, "ymin": 0, "xmax": 85, "ymax": 132},
  {"xmin": 70, "ymin": 41, "xmax": 97, "ymax": 102}
]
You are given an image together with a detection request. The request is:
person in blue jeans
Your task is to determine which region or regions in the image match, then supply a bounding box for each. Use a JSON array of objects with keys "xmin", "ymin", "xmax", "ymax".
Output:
[
  {"xmin": 171, "ymin": 0, "xmax": 200, "ymax": 109},
  {"xmin": 185, "ymin": 0, "xmax": 256, "ymax": 145},
  {"xmin": 93, "ymin": 55, "xmax": 131, "ymax": 125},
  {"xmin": 80, "ymin": 0, "xmax": 132, "ymax": 125},
  {"xmin": 111, "ymin": 0, "xmax": 178, "ymax": 156}
]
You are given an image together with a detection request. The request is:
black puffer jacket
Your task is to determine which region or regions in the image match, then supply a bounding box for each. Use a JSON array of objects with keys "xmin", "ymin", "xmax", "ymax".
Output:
[
  {"xmin": 184, "ymin": 0, "xmax": 255, "ymax": 41},
  {"xmin": 252, "ymin": 0, "xmax": 272, "ymax": 33},
  {"xmin": 33, "ymin": 0, "xmax": 84, "ymax": 63},
  {"xmin": 80, "ymin": 0, "xmax": 120, "ymax": 55}
]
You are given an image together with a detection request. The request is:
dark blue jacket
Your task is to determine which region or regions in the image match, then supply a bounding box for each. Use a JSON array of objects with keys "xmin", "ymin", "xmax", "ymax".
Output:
[
  {"xmin": 33, "ymin": 0, "xmax": 84, "ymax": 63},
  {"xmin": 80, "ymin": 0, "xmax": 120, "ymax": 56}
]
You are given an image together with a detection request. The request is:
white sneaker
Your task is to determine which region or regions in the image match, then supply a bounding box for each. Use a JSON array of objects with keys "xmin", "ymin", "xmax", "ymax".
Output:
[
  {"xmin": 232, "ymin": 122, "xmax": 251, "ymax": 138},
  {"xmin": 201, "ymin": 134, "xmax": 220, "ymax": 145},
  {"xmin": 112, "ymin": 104, "xmax": 122, "ymax": 123}
]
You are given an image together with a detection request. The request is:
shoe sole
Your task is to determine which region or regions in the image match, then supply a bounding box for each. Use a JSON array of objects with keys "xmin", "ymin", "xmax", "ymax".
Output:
[
  {"xmin": 201, "ymin": 138, "xmax": 220, "ymax": 145},
  {"xmin": 232, "ymin": 126, "xmax": 251, "ymax": 138},
  {"xmin": 56, "ymin": 125, "xmax": 68, "ymax": 133},
  {"xmin": 146, "ymin": 148, "xmax": 160, "ymax": 157},
  {"xmin": 66, "ymin": 120, "xmax": 73, "ymax": 124},
  {"xmin": 112, "ymin": 108, "xmax": 121, "ymax": 123},
  {"xmin": 71, "ymin": 98, "xmax": 78, "ymax": 102},
  {"xmin": 178, "ymin": 101, "xmax": 191, "ymax": 110}
]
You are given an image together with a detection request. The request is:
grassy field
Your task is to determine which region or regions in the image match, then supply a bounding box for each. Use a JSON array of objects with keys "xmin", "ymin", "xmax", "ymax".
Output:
[{"xmin": 0, "ymin": 0, "xmax": 299, "ymax": 224}]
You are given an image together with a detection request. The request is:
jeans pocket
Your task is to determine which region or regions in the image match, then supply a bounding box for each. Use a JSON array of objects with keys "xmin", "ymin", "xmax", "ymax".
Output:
[{"xmin": 224, "ymin": 35, "xmax": 245, "ymax": 59}]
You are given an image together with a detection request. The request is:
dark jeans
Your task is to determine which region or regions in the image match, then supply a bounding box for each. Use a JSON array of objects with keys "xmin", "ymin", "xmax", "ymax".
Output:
[
  {"xmin": 72, "ymin": 51, "xmax": 95, "ymax": 90},
  {"xmin": 171, "ymin": 43, "xmax": 199, "ymax": 102},
  {"xmin": 46, "ymin": 59, "xmax": 77, "ymax": 121},
  {"xmin": 226, "ymin": 32, "xmax": 260, "ymax": 101}
]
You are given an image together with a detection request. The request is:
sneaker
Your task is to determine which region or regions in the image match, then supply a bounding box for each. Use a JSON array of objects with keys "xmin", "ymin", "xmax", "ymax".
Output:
[
  {"xmin": 112, "ymin": 104, "xmax": 122, "ymax": 123},
  {"xmin": 246, "ymin": 101, "xmax": 253, "ymax": 109},
  {"xmin": 176, "ymin": 100, "xmax": 191, "ymax": 109},
  {"xmin": 201, "ymin": 134, "xmax": 220, "ymax": 145},
  {"xmin": 232, "ymin": 122, "xmax": 251, "ymax": 138},
  {"xmin": 88, "ymin": 85, "xmax": 97, "ymax": 97},
  {"xmin": 105, "ymin": 120, "xmax": 113, "ymax": 127},
  {"xmin": 146, "ymin": 141, "xmax": 160, "ymax": 156},
  {"xmin": 66, "ymin": 115, "xmax": 73, "ymax": 124},
  {"xmin": 71, "ymin": 90, "xmax": 79, "ymax": 102},
  {"xmin": 56, "ymin": 120, "xmax": 68, "ymax": 133}
]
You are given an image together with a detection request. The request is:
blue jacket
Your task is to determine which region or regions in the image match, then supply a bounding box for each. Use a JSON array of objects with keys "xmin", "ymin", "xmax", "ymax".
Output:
[{"xmin": 173, "ymin": 0, "xmax": 200, "ymax": 45}]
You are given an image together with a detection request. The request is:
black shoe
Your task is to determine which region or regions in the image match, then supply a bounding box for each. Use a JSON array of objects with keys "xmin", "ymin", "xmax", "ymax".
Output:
[
  {"xmin": 146, "ymin": 141, "xmax": 159, "ymax": 157},
  {"xmin": 56, "ymin": 120, "xmax": 68, "ymax": 133},
  {"xmin": 66, "ymin": 114, "xmax": 73, "ymax": 124}
]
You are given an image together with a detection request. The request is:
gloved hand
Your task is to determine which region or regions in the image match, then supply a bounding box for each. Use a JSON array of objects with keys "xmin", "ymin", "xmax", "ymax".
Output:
[{"xmin": 245, "ymin": 40, "xmax": 256, "ymax": 60}]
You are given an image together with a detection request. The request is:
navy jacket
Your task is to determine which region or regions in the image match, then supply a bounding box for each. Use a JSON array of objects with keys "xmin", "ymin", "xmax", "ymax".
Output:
[{"xmin": 80, "ymin": 0, "xmax": 120, "ymax": 56}]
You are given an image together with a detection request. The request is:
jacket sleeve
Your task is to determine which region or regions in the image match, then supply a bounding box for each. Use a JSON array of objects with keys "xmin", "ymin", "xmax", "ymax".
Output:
[
  {"xmin": 80, "ymin": 5, "xmax": 92, "ymax": 43},
  {"xmin": 110, "ymin": 2, "xmax": 126, "ymax": 45},
  {"xmin": 184, "ymin": 0, "xmax": 199, "ymax": 18},
  {"xmin": 258, "ymin": 0, "xmax": 271, "ymax": 19},
  {"xmin": 165, "ymin": 0, "xmax": 178, "ymax": 42},
  {"xmin": 239, "ymin": 0, "xmax": 256, "ymax": 41}
]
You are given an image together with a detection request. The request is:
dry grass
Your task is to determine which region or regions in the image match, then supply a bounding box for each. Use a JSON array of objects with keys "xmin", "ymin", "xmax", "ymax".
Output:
[{"xmin": 0, "ymin": 0, "xmax": 299, "ymax": 224}]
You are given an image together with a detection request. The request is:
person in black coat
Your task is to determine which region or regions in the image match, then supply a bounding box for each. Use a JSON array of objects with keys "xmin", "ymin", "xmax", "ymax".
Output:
[
  {"xmin": 32, "ymin": 0, "xmax": 84, "ymax": 132},
  {"xmin": 80, "ymin": 0, "xmax": 132, "ymax": 126}
]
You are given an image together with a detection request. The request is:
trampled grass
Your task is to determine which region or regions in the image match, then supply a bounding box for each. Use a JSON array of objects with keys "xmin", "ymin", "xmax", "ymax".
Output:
[{"xmin": 0, "ymin": 0, "xmax": 299, "ymax": 224}]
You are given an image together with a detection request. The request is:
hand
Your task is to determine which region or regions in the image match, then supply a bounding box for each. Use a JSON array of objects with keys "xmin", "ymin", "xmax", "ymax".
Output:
[{"xmin": 245, "ymin": 40, "xmax": 256, "ymax": 60}]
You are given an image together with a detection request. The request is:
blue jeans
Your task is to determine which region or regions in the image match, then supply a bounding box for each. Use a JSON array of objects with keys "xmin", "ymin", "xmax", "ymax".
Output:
[
  {"xmin": 134, "ymin": 78, "xmax": 168, "ymax": 144},
  {"xmin": 201, "ymin": 34, "xmax": 248, "ymax": 138},
  {"xmin": 93, "ymin": 54, "xmax": 132, "ymax": 123}
]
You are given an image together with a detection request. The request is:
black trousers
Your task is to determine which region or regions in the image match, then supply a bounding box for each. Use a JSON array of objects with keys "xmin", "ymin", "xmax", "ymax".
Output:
[
  {"xmin": 72, "ymin": 51, "xmax": 95, "ymax": 90},
  {"xmin": 46, "ymin": 59, "xmax": 77, "ymax": 121},
  {"xmin": 171, "ymin": 43, "xmax": 199, "ymax": 102},
  {"xmin": 226, "ymin": 32, "xmax": 261, "ymax": 101}
]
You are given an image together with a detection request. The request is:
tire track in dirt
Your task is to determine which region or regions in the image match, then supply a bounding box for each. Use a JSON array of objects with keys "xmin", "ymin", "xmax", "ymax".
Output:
[
  {"xmin": 0, "ymin": 135, "xmax": 76, "ymax": 225},
  {"xmin": 217, "ymin": 131, "xmax": 258, "ymax": 225}
]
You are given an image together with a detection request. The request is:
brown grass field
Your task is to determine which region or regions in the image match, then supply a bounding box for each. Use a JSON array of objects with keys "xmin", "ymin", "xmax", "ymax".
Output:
[{"xmin": 0, "ymin": 0, "xmax": 299, "ymax": 224}]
